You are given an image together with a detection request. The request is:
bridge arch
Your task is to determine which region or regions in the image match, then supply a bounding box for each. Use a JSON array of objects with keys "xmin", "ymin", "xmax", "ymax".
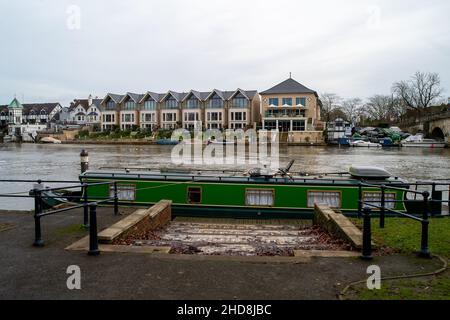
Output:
[{"xmin": 430, "ymin": 126, "xmax": 445, "ymax": 140}]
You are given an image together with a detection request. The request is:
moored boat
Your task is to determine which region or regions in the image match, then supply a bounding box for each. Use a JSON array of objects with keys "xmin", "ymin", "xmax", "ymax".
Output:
[
  {"xmin": 349, "ymin": 140, "xmax": 381, "ymax": 148},
  {"xmin": 80, "ymin": 162, "xmax": 410, "ymax": 219},
  {"xmin": 401, "ymin": 134, "xmax": 446, "ymax": 148},
  {"xmin": 40, "ymin": 136, "xmax": 62, "ymax": 144}
]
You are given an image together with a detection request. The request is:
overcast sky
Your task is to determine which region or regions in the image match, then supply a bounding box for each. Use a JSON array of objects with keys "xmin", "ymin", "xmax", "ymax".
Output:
[{"xmin": 0, "ymin": 0, "xmax": 449, "ymax": 106}]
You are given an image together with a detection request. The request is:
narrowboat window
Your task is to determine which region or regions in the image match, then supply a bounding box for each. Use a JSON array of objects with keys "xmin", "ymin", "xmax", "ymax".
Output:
[
  {"xmin": 307, "ymin": 191, "xmax": 341, "ymax": 208},
  {"xmin": 187, "ymin": 187, "xmax": 202, "ymax": 204},
  {"xmin": 109, "ymin": 184, "xmax": 135, "ymax": 201},
  {"xmin": 246, "ymin": 189, "xmax": 274, "ymax": 206},
  {"xmin": 363, "ymin": 192, "xmax": 396, "ymax": 209}
]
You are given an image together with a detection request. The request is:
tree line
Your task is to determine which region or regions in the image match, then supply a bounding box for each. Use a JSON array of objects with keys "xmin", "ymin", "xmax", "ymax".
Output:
[{"xmin": 320, "ymin": 71, "xmax": 446, "ymax": 126}]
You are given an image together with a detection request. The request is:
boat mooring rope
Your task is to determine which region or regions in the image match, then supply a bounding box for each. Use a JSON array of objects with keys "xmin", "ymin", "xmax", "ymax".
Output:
[
  {"xmin": 134, "ymin": 181, "xmax": 190, "ymax": 192},
  {"xmin": 338, "ymin": 254, "xmax": 448, "ymax": 300}
]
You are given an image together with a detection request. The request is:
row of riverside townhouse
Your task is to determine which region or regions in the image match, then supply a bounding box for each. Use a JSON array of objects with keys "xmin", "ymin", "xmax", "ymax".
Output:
[
  {"xmin": 65, "ymin": 78, "xmax": 324, "ymax": 143},
  {"xmin": 99, "ymin": 89, "xmax": 261, "ymax": 131}
]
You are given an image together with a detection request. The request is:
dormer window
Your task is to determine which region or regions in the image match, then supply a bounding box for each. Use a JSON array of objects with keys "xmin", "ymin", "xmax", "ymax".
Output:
[
  {"xmin": 187, "ymin": 97, "xmax": 199, "ymax": 109},
  {"xmin": 208, "ymin": 95, "xmax": 223, "ymax": 108},
  {"xmin": 144, "ymin": 99, "xmax": 156, "ymax": 110},
  {"xmin": 232, "ymin": 97, "xmax": 248, "ymax": 108},
  {"xmin": 165, "ymin": 97, "xmax": 178, "ymax": 109},
  {"xmin": 124, "ymin": 101, "xmax": 135, "ymax": 110},
  {"xmin": 107, "ymin": 101, "xmax": 116, "ymax": 110}
]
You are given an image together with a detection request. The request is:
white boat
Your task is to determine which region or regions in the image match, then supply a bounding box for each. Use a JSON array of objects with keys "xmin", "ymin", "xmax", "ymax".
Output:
[
  {"xmin": 40, "ymin": 136, "xmax": 62, "ymax": 144},
  {"xmin": 349, "ymin": 140, "xmax": 382, "ymax": 148},
  {"xmin": 401, "ymin": 134, "xmax": 446, "ymax": 148}
]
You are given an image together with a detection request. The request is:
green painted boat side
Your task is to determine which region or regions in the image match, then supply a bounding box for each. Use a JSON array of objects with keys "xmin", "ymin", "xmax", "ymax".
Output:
[{"xmin": 80, "ymin": 173, "xmax": 407, "ymax": 218}]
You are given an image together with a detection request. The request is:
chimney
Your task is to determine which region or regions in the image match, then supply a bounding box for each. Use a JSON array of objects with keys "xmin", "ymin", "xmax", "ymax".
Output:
[{"xmin": 88, "ymin": 94, "xmax": 93, "ymax": 106}]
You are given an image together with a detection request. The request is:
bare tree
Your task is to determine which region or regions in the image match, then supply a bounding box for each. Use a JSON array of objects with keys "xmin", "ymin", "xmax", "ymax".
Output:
[
  {"xmin": 392, "ymin": 71, "xmax": 443, "ymax": 119},
  {"xmin": 319, "ymin": 93, "xmax": 341, "ymax": 122},
  {"xmin": 365, "ymin": 94, "xmax": 403, "ymax": 122},
  {"xmin": 342, "ymin": 98, "xmax": 363, "ymax": 125}
]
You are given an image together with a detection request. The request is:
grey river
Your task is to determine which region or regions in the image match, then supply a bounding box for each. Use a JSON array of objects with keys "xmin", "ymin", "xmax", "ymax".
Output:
[{"xmin": 0, "ymin": 143, "xmax": 449, "ymax": 210}]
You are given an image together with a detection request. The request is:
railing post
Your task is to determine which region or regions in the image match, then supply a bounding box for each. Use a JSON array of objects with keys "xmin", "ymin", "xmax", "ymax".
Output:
[
  {"xmin": 82, "ymin": 184, "xmax": 89, "ymax": 229},
  {"xmin": 357, "ymin": 182, "xmax": 362, "ymax": 218},
  {"xmin": 418, "ymin": 191, "xmax": 431, "ymax": 258},
  {"xmin": 380, "ymin": 185, "xmax": 386, "ymax": 229},
  {"xmin": 360, "ymin": 207, "xmax": 373, "ymax": 260},
  {"xmin": 33, "ymin": 189, "xmax": 44, "ymax": 247},
  {"xmin": 114, "ymin": 182, "xmax": 119, "ymax": 216},
  {"xmin": 88, "ymin": 203, "xmax": 100, "ymax": 256}
]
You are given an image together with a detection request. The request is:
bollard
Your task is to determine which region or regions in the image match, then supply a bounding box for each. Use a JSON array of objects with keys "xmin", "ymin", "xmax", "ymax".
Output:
[
  {"xmin": 360, "ymin": 207, "xmax": 373, "ymax": 260},
  {"xmin": 80, "ymin": 149, "xmax": 89, "ymax": 174},
  {"xmin": 88, "ymin": 203, "xmax": 100, "ymax": 256},
  {"xmin": 418, "ymin": 191, "xmax": 431, "ymax": 258},
  {"xmin": 33, "ymin": 189, "xmax": 44, "ymax": 247},
  {"xmin": 113, "ymin": 182, "xmax": 119, "ymax": 216},
  {"xmin": 82, "ymin": 184, "xmax": 89, "ymax": 229},
  {"xmin": 357, "ymin": 182, "xmax": 362, "ymax": 218},
  {"xmin": 380, "ymin": 185, "xmax": 386, "ymax": 229}
]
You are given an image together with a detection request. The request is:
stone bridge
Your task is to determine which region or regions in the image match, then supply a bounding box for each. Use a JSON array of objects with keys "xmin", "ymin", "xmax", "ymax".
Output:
[{"xmin": 401, "ymin": 110, "xmax": 450, "ymax": 143}]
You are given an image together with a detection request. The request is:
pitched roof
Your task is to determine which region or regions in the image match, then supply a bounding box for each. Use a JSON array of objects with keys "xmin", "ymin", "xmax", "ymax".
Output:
[
  {"xmin": 120, "ymin": 92, "xmax": 145, "ymax": 104},
  {"xmin": 162, "ymin": 91, "xmax": 188, "ymax": 102},
  {"xmin": 91, "ymin": 99, "xmax": 102, "ymax": 108},
  {"xmin": 8, "ymin": 98, "xmax": 24, "ymax": 109},
  {"xmin": 139, "ymin": 92, "xmax": 165, "ymax": 103},
  {"xmin": 69, "ymin": 99, "xmax": 89, "ymax": 112},
  {"xmin": 23, "ymin": 103, "xmax": 61, "ymax": 115},
  {"xmin": 101, "ymin": 93, "xmax": 125, "ymax": 105},
  {"xmin": 260, "ymin": 78, "xmax": 317, "ymax": 95}
]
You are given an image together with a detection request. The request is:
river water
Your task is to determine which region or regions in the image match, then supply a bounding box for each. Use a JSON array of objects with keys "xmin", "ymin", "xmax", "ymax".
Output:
[{"xmin": 0, "ymin": 143, "xmax": 449, "ymax": 210}]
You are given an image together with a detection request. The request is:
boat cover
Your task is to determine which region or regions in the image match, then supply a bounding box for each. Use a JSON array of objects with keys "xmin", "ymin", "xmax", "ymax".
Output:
[{"xmin": 349, "ymin": 166, "xmax": 391, "ymax": 179}]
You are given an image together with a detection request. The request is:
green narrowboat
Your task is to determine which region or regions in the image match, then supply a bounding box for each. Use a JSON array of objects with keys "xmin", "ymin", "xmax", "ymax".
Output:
[{"xmin": 79, "ymin": 164, "xmax": 409, "ymax": 219}]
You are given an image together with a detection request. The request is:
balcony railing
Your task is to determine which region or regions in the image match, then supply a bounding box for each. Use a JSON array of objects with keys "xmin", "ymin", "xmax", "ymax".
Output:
[{"xmin": 264, "ymin": 112, "xmax": 306, "ymax": 118}]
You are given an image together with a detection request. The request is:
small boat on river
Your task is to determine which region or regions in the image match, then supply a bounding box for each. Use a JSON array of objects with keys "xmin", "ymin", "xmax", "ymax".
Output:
[
  {"xmin": 400, "ymin": 134, "xmax": 446, "ymax": 148},
  {"xmin": 349, "ymin": 140, "xmax": 382, "ymax": 148}
]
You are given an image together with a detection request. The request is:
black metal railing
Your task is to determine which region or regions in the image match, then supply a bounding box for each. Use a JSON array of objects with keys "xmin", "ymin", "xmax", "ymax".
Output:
[
  {"xmin": 0, "ymin": 179, "xmax": 121, "ymax": 255},
  {"xmin": 357, "ymin": 180, "xmax": 450, "ymax": 260}
]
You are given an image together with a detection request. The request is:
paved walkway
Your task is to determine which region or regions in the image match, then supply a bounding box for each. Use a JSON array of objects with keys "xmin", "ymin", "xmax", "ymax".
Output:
[{"xmin": 0, "ymin": 208, "xmax": 443, "ymax": 300}]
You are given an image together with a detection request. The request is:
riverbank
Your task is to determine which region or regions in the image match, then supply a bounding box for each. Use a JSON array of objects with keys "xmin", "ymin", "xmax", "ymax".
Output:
[{"xmin": 0, "ymin": 208, "xmax": 446, "ymax": 299}]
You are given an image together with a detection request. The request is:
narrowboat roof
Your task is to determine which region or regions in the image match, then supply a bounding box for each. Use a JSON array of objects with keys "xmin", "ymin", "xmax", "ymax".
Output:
[{"xmin": 80, "ymin": 169, "xmax": 405, "ymax": 186}]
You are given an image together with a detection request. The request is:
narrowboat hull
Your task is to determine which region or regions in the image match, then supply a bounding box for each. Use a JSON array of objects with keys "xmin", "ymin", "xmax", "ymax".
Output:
[{"xmin": 80, "ymin": 171, "xmax": 408, "ymax": 219}]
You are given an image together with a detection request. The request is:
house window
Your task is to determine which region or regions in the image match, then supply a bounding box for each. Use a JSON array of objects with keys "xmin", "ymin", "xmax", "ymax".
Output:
[
  {"xmin": 208, "ymin": 97, "xmax": 223, "ymax": 108},
  {"xmin": 144, "ymin": 100, "xmax": 156, "ymax": 110},
  {"xmin": 187, "ymin": 187, "xmax": 201, "ymax": 204},
  {"xmin": 187, "ymin": 98, "xmax": 199, "ymax": 109},
  {"xmin": 264, "ymin": 121, "xmax": 277, "ymax": 130},
  {"xmin": 363, "ymin": 192, "xmax": 396, "ymax": 209},
  {"xmin": 144, "ymin": 113, "xmax": 154, "ymax": 122},
  {"xmin": 296, "ymin": 97, "xmax": 306, "ymax": 107},
  {"xmin": 107, "ymin": 101, "xmax": 116, "ymax": 110},
  {"xmin": 232, "ymin": 98, "xmax": 248, "ymax": 108},
  {"xmin": 269, "ymin": 98, "xmax": 279, "ymax": 106},
  {"xmin": 246, "ymin": 189, "xmax": 274, "ymax": 206},
  {"xmin": 110, "ymin": 184, "xmax": 136, "ymax": 201},
  {"xmin": 292, "ymin": 120, "xmax": 306, "ymax": 131},
  {"xmin": 165, "ymin": 98, "xmax": 178, "ymax": 109},
  {"xmin": 307, "ymin": 191, "xmax": 341, "ymax": 208},
  {"xmin": 124, "ymin": 101, "xmax": 135, "ymax": 110},
  {"xmin": 282, "ymin": 98, "xmax": 292, "ymax": 106}
]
